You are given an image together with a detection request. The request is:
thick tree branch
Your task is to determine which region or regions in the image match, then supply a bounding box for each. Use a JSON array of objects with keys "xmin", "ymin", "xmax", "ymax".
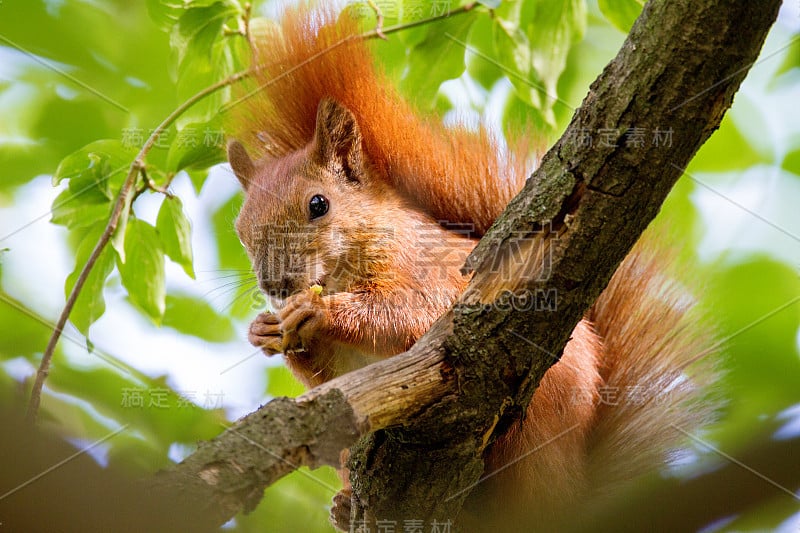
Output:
[{"xmin": 153, "ymin": 0, "xmax": 781, "ymax": 527}]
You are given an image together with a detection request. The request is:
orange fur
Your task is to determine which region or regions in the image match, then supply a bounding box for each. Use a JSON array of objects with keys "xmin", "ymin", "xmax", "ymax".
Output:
[
  {"xmin": 235, "ymin": 4, "xmax": 528, "ymax": 236},
  {"xmin": 464, "ymin": 249, "xmax": 716, "ymax": 530},
  {"xmin": 228, "ymin": 4, "xmax": 716, "ymax": 530}
]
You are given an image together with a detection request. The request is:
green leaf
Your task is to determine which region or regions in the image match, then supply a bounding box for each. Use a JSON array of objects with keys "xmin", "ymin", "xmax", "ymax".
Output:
[
  {"xmin": 50, "ymin": 188, "xmax": 112, "ymax": 230},
  {"xmin": 211, "ymin": 193, "xmax": 259, "ymax": 319},
  {"xmin": 400, "ymin": 10, "xmax": 478, "ymax": 107},
  {"xmin": 492, "ymin": 0, "xmax": 587, "ymax": 125},
  {"xmin": 186, "ymin": 169, "xmax": 210, "ymax": 195},
  {"xmin": 465, "ymin": 14, "xmax": 502, "ymax": 90},
  {"xmin": 146, "ymin": 0, "xmax": 185, "ymax": 32},
  {"xmin": 212, "ymin": 192, "xmax": 250, "ymax": 272},
  {"xmin": 162, "ymin": 293, "xmax": 235, "ymax": 342},
  {"xmin": 773, "ymin": 31, "xmax": 800, "ymax": 79},
  {"xmin": 360, "ymin": 18, "xmax": 410, "ymax": 83},
  {"xmin": 52, "ymin": 140, "xmax": 136, "ymax": 258},
  {"xmin": 117, "ymin": 219, "xmax": 166, "ymax": 324},
  {"xmin": 170, "ymin": 2, "xmax": 239, "ymax": 71},
  {"xmin": 502, "ymin": 90, "xmax": 551, "ymax": 140},
  {"xmin": 166, "ymin": 120, "xmax": 226, "ymax": 173},
  {"xmin": 526, "ymin": 0, "xmax": 587, "ymax": 116},
  {"xmin": 0, "ymin": 291, "xmax": 52, "ymax": 359},
  {"xmin": 170, "ymin": 3, "xmax": 239, "ymax": 126},
  {"xmin": 720, "ymin": 92, "xmax": 775, "ymax": 159},
  {"xmin": 47, "ymin": 352, "xmax": 226, "ymax": 465},
  {"xmin": 550, "ymin": 13, "xmax": 626, "ymax": 130},
  {"xmin": 240, "ymin": 467, "xmax": 340, "ymax": 533},
  {"xmin": 156, "ymin": 196, "xmax": 195, "ymax": 278},
  {"xmin": 148, "ymin": 0, "xmax": 237, "ymax": 32},
  {"xmin": 174, "ymin": 33, "xmax": 236, "ymax": 127},
  {"xmin": 703, "ymin": 258, "xmax": 800, "ymax": 421},
  {"xmin": 689, "ymin": 113, "xmax": 768, "ymax": 173},
  {"xmin": 597, "ymin": 0, "xmax": 644, "ymax": 33},
  {"xmin": 53, "ymin": 140, "xmax": 134, "ymax": 202},
  {"xmin": 782, "ymin": 143, "xmax": 800, "ymax": 176},
  {"xmin": 111, "ymin": 186, "xmax": 134, "ymax": 263},
  {"xmin": 65, "ymin": 227, "xmax": 116, "ymax": 336},
  {"xmin": 266, "ymin": 366, "xmax": 305, "ymax": 398}
]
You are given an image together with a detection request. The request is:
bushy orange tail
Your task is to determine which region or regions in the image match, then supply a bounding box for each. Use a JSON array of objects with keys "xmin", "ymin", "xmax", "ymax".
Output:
[
  {"xmin": 586, "ymin": 244, "xmax": 718, "ymax": 492},
  {"xmin": 232, "ymin": 4, "xmax": 530, "ymax": 235},
  {"xmin": 464, "ymin": 243, "xmax": 718, "ymax": 530}
]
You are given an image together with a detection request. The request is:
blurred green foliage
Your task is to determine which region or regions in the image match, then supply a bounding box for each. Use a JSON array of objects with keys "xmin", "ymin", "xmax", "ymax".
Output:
[{"xmin": 0, "ymin": 1, "xmax": 798, "ymax": 531}]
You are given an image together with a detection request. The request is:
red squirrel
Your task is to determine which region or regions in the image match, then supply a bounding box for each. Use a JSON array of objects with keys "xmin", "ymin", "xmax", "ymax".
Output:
[{"xmin": 227, "ymin": 5, "xmax": 714, "ymax": 530}]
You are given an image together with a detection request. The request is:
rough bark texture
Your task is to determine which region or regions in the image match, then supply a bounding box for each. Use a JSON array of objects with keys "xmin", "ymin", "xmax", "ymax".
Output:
[
  {"xmin": 153, "ymin": 0, "xmax": 782, "ymax": 528},
  {"xmin": 150, "ymin": 391, "xmax": 361, "ymax": 525}
]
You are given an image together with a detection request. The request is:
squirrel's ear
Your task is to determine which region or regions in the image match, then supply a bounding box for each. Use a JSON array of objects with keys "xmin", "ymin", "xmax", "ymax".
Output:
[
  {"xmin": 227, "ymin": 140, "xmax": 255, "ymax": 190},
  {"xmin": 313, "ymin": 98, "xmax": 365, "ymax": 184}
]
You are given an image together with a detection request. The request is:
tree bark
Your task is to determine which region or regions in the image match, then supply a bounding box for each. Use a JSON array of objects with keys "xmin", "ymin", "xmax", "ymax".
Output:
[{"xmin": 151, "ymin": 0, "xmax": 782, "ymax": 528}]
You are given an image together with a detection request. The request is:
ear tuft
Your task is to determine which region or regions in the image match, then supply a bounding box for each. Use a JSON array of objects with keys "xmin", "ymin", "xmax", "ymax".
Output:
[
  {"xmin": 227, "ymin": 140, "xmax": 255, "ymax": 190},
  {"xmin": 313, "ymin": 99, "xmax": 364, "ymax": 184}
]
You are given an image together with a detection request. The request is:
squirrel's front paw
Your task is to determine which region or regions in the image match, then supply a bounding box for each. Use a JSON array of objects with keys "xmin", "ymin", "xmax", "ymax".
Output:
[
  {"xmin": 279, "ymin": 291, "xmax": 330, "ymax": 353},
  {"xmin": 248, "ymin": 312, "xmax": 283, "ymax": 355},
  {"xmin": 330, "ymin": 488, "xmax": 353, "ymax": 532}
]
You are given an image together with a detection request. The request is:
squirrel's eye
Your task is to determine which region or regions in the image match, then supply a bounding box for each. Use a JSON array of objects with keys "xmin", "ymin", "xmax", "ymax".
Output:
[{"xmin": 309, "ymin": 194, "xmax": 329, "ymax": 220}]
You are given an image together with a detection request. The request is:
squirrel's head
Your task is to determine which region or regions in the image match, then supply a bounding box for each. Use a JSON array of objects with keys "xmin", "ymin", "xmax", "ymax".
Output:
[{"xmin": 229, "ymin": 99, "xmax": 403, "ymax": 300}]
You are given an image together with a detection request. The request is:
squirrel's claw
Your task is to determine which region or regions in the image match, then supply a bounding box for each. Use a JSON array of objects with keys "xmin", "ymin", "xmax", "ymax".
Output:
[
  {"xmin": 329, "ymin": 488, "xmax": 353, "ymax": 532},
  {"xmin": 248, "ymin": 312, "xmax": 283, "ymax": 356},
  {"xmin": 279, "ymin": 291, "xmax": 329, "ymax": 353}
]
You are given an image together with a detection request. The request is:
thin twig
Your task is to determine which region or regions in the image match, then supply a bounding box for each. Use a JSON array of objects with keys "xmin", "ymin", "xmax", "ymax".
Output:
[
  {"xmin": 243, "ymin": 2, "xmax": 253, "ymax": 47},
  {"xmin": 362, "ymin": 2, "xmax": 477, "ymax": 40},
  {"xmin": 26, "ymin": 69, "xmax": 252, "ymax": 424},
  {"xmin": 140, "ymin": 167, "xmax": 174, "ymax": 197},
  {"xmin": 366, "ymin": 0, "xmax": 387, "ymax": 40}
]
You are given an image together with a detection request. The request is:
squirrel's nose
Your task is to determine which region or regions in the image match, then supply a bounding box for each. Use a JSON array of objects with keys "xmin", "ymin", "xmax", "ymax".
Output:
[
  {"xmin": 260, "ymin": 275, "xmax": 303, "ymax": 299},
  {"xmin": 257, "ymin": 259, "xmax": 301, "ymax": 298},
  {"xmin": 279, "ymin": 276, "xmax": 298, "ymax": 295}
]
